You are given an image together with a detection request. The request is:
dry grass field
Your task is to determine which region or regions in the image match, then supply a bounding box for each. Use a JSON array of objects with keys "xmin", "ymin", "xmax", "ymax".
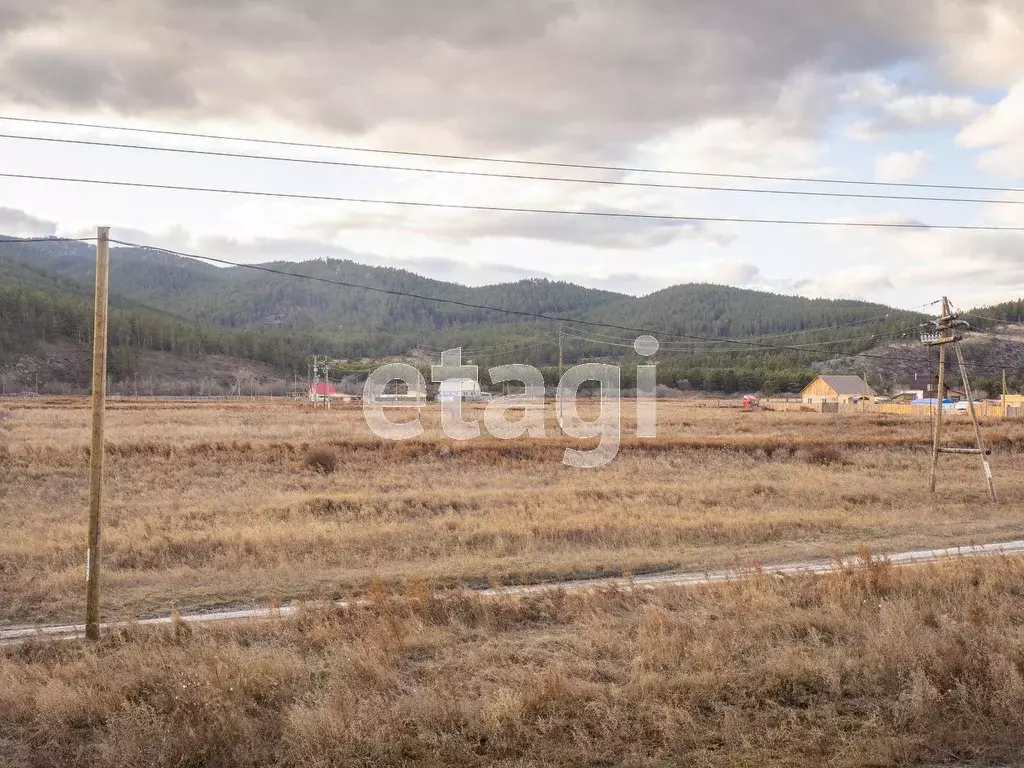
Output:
[
  {"xmin": 4, "ymin": 398, "xmax": 1024, "ymax": 766},
  {"xmin": 2, "ymin": 398, "xmax": 1024, "ymax": 626},
  {"xmin": 3, "ymin": 557, "xmax": 1024, "ymax": 767}
]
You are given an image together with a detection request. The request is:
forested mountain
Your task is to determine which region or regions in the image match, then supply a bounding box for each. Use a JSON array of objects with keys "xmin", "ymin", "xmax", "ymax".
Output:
[
  {"xmin": 0, "ymin": 239, "xmax": 227, "ymax": 304},
  {"xmin": 0, "ymin": 271, "xmax": 351, "ymax": 385},
  {"xmin": 966, "ymin": 299, "xmax": 1024, "ymax": 327},
  {"xmin": 1, "ymin": 238, "xmax": 619, "ymax": 329},
  {"xmin": 0, "ymin": 234, "xmax": 962, "ymax": 394}
]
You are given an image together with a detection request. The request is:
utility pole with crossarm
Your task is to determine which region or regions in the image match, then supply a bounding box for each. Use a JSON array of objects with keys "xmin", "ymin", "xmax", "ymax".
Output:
[{"xmin": 923, "ymin": 296, "xmax": 996, "ymax": 503}]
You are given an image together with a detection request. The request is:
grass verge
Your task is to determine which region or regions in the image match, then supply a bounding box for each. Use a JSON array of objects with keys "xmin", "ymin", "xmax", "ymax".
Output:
[{"xmin": 3, "ymin": 556, "xmax": 1024, "ymax": 766}]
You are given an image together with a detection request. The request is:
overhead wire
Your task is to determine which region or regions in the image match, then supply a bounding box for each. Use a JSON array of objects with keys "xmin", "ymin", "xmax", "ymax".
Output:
[
  {"xmin": 5, "ymin": 172, "xmax": 1024, "ymax": 233},
  {"xmin": 0, "ymin": 236, "xmax": 98, "ymax": 244},
  {"xmin": 560, "ymin": 304, "xmax": 937, "ymax": 347},
  {"xmin": 962, "ymin": 312, "xmax": 1024, "ymax": 327},
  {"xmin": 561, "ymin": 325, "xmax": 920, "ymax": 351},
  {"xmin": 418, "ymin": 329, "xmax": 556, "ymax": 350},
  {"xmin": 429, "ymin": 314, "xmax": 926, "ymax": 358},
  {"xmin": 417, "ymin": 333, "xmax": 558, "ymax": 355},
  {"xmin": 3, "ymin": 113, "xmax": 1023, "ymax": 194},
  {"xmin": 2, "ymin": 132, "xmax": 1021, "ymax": 206},
  {"xmin": 461, "ymin": 338, "xmax": 560, "ymax": 357}
]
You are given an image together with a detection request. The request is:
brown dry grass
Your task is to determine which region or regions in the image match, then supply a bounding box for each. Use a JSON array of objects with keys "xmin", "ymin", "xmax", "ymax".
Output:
[
  {"xmin": 303, "ymin": 445, "xmax": 339, "ymax": 474},
  {"xmin": 3, "ymin": 557, "xmax": 1024, "ymax": 766},
  {"xmin": 2, "ymin": 399, "xmax": 1024, "ymax": 625}
]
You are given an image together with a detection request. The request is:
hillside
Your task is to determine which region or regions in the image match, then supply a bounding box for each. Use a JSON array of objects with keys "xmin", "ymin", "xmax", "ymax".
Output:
[
  {"xmin": 0, "ymin": 246, "xmax": 347, "ymax": 393},
  {"xmin": 1, "ymin": 339, "xmax": 293, "ymax": 396},
  {"xmin": 11, "ymin": 234, "xmax": 1016, "ymax": 395},
  {"xmin": 819, "ymin": 326, "xmax": 1024, "ymax": 397},
  {"xmin": 1, "ymin": 235, "xmax": 925, "ymax": 343},
  {"xmin": 586, "ymin": 283, "xmax": 906, "ymax": 338}
]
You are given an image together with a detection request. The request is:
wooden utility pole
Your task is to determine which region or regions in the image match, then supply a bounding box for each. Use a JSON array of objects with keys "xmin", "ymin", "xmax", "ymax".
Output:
[
  {"xmin": 556, "ymin": 323, "xmax": 564, "ymax": 420},
  {"xmin": 953, "ymin": 341, "xmax": 997, "ymax": 502},
  {"xmin": 311, "ymin": 356, "xmax": 320, "ymax": 407},
  {"xmin": 923, "ymin": 296, "xmax": 996, "ymax": 503},
  {"xmin": 928, "ymin": 297, "xmax": 950, "ymax": 492},
  {"xmin": 1002, "ymin": 369, "xmax": 1008, "ymax": 421},
  {"xmin": 85, "ymin": 226, "xmax": 110, "ymax": 641},
  {"xmin": 558, "ymin": 323, "xmax": 564, "ymax": 381}
]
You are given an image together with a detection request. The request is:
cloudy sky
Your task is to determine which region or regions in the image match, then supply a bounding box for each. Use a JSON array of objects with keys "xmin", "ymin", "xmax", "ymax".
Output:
[{"xmin": 1, "ymin": 0, "xmax": 1023, "ymax": 308}]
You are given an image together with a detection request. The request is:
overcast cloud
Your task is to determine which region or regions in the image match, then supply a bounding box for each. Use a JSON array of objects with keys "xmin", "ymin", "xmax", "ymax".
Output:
[
  {"xmin": 0, "ymin": 206, "xmax": 57, "ymax": 236},
  {"xmin": 1, "ymin": 0, "xmax": 1023, "ymax": 309},
  {"xmin": 0, "ymin": 0, "xmax": 1012, "ymax": 156}
]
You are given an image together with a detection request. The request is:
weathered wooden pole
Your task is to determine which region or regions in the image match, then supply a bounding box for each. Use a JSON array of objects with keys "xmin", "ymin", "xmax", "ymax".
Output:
[{"xmin": 85, "ymin": 226, "xmax": 110, "ymax": 640}]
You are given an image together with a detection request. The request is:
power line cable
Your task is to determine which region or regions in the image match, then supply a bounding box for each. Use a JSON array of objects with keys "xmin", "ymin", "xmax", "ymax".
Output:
[
  {"xmin": 458, "ymin": 338, "xmax": 560, "ymax": 357},
  {"xmin": 562, "ymin": 331, "xmax": 710, "ymax": 350},
  {"xmin": 563, "ymin": 328, "xmax": 912, "ymax": 349},
  {"xmin": 418, "ymin": 333, "xmax": 558, "ymax": 355},
  {"xmin": 563, "ymin": 308, "xmax": 934, "ymax": 346},
  {"xmin": 0, "ymin": 236, "xmax": 97, "ymax": 244},
  {"xmin": 562, "ymin": 326, "xmax": 919, "ymax": 351},
  {"xmin": 420, "ymin": 329, "xmax": 557, "ymax": 351},
  {"xmin": 6, "ymin": 172, "xmax": 1024, "ymax": 233},
  {"xmin": 963, "ymin": 313, "xmax": 1024, "ymax": 327},
  {"xmin": 104, "ymin": 237, "xmax": 1020, "ymax": 373},
  {"xmin": 2, "ymin": 131, "xmax": 1021, "ymax": 206},
  {"xmin": 4, "ymin": 114, "xmax": 1022, "ymax": 194}
]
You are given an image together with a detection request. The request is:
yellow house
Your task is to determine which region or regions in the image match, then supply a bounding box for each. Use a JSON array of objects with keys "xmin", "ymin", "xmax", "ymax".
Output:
[{"xmin": 801, "ymin": 375, "xmax": 876, "ymax": 405}]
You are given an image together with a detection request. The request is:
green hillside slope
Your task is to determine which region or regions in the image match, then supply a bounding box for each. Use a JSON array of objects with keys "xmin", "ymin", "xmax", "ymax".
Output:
[{"xmin": 0, "ymin": 235, "xmax": 960, "ymax": 393}]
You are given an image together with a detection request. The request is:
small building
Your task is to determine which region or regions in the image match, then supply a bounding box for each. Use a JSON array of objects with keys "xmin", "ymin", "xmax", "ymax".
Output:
[
  {"xmin": 309, "ymin": 382, "xmax": 338, "ymax": 403},
  {"xmin": 801, "ymin": 375, "xmax": 876, "ymax": 405},
  {"xmin": 1001, "ymin": 394, "xmax": 1024, "ymax": 418},
  {"xmin": 376, "ymin": 390, "xmax": 426, "ymax": 405},
  {"xmin": 924, "ymin": 384, "xmax": 965, "ymax": 401},
  {"xmin": 437, "ymin": 379, "xmax": 483, "ymax": 402},
  {"xmin": 890, "ymin": 390, "xmax": 924, "ymax": 403}
]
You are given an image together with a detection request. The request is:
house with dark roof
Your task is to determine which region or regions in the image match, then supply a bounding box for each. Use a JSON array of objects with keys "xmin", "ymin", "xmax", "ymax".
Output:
[
  {"xmin": 892, "ymin": 375, "xmax": 964, "ymax": 401},
  {"xmin": 800, "ymin": 375, "xmax": 876, "ymax": 405}
]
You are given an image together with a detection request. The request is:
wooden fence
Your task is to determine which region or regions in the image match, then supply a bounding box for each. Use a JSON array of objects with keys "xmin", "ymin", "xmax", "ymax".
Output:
[{"xmin": 676, "ymin": 398, "xmax": 1023, "ymax": 419}]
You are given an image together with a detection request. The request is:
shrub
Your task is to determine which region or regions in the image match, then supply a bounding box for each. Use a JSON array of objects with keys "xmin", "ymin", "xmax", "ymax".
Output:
[
  {"xmin": 304, "ymin": 446, "xmax": 338, "ymax": 474},
  {"xmin": 805, "ymin": 444, "xmax": 847, "ymax": 466}
]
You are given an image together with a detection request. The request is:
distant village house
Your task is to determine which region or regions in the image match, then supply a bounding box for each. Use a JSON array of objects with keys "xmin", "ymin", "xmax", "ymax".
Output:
[
  {"xmin": 375, "ymin": 380, "xmax": 427, "ymax": 404},
  {"xmin": 308, "ymin": 382, "xmax": 359, "ymax": 403},
  {"xmin": 801, "ymin": 375, "xmax": 876, "ymax": 405},
  {"xmin": 308, "ymin": 382, "xmax": 337, "ymax": 402},
  {"xmin": 437, "ymin": 378, "xmax": 484, "ymax": 402},
  {"xmin": 890, "ymin": 375, "xmax": 965, "ymax": 402}
]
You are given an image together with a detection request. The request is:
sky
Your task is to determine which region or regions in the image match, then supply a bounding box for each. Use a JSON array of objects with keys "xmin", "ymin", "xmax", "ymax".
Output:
[{"xmin": 0, "ymin": 0, "xmax": 1023, "ymax": 309}]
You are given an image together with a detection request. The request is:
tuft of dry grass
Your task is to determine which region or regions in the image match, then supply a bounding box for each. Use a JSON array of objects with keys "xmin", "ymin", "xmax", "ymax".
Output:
[
  {"xmin": 805, "ymin": 443, "xmax": 848, "ymax": 466},
  {"xmin": 3, "ymin": 557, "xmax": 1024, "ymax": 767},
  {"xmin": 303, "ymin": 445, "xmax": 339, "ymax": 474}
]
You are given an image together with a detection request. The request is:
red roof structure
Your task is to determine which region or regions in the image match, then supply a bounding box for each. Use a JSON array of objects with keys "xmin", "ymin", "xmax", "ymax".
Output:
[{"xmin": 309, "ymin": 382, "xmax": 338, "ymax": 397}]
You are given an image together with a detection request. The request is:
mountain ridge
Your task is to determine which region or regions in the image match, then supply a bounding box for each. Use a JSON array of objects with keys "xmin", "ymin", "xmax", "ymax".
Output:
[{"xmin": 3, "ymin": 234, "xmax": 1020, "ymax": 395}]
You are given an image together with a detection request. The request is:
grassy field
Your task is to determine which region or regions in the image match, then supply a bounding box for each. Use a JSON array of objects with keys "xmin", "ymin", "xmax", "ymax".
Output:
[
  {"xmin": 2, "ymin": 398, "xmax": 1024, "ymax": 626},
  {"xmin": 3, "ymin": 556, "xmax": 1024, "ymax": 766}
]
